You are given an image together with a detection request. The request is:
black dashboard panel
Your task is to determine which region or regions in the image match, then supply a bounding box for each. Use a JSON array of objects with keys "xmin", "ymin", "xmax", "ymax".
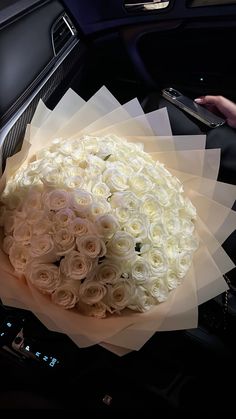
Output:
[
  {"xmin": 0, "ymin": 0, "xmax": 49, "ymax": 25},
  {"xmin": 0, "ymin": 0, "xmax": 64, "ymax": 121}
]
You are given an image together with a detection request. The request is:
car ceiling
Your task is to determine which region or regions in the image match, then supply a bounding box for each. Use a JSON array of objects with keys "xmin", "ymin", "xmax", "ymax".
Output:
[{"xmin": 62, "ymin": 0, "xmax": 236, "ymax": 34}]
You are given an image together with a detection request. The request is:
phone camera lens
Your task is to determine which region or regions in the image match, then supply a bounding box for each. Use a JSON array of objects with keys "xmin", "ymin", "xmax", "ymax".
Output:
[{"xmin": 166, "ymin": 88, "xmax": 179, "ymax": 97}]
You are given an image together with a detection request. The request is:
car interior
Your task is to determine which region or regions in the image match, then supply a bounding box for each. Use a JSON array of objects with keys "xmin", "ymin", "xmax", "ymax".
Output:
[{"xmin": 0, "ymin": 0, "xmax": 236, "ymax": 413}]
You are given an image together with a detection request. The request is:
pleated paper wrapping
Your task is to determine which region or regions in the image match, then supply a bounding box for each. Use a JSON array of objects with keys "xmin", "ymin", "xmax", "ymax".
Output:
[{"xmin": 0, "ymin": 87, "xmax": 235, "ymax": 356}]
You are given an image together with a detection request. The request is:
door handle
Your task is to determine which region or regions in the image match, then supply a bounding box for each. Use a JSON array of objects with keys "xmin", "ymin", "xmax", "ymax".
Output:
[{"xmin": 124, "ymin": 1, "xmax": 170, "ymax": 12}]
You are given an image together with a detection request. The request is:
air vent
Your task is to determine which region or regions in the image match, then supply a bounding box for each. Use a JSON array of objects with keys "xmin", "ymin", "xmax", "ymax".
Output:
[{"xmin": 52, "ymin": 14, "xmax": 77, "ymax": 56}]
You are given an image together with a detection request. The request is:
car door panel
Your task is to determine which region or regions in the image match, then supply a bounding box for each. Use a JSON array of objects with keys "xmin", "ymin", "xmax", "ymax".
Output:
[{"xmin": 63, "ymin": 0, "xmax": 236, "ymax": 99}]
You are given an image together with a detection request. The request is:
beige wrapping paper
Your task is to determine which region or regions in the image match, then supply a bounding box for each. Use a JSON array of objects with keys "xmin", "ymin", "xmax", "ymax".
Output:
[
  {"xmin": 78, "ymin": 98, "xmax": 144, "ymax": 136},
  {"xmin": 93, "ymin": 107, "xmax": 172, "ymax": 137},
  {"xmin": 126, "ymin": 135, "xmax": 207, "ymax": 153},
  {"xmin": 150, "ymin": 149, "xmax": 221, "ymax": 180},
  {"xmin": 0, "ymin": 87, "xmax": 235, "ymax": 355}
]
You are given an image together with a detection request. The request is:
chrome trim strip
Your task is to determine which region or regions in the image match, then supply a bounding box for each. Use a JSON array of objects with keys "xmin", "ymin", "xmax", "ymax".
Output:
[
  {"xmin": 125, "ymin": 1, "xmax": 169, "ymax": 11},
  {"xmin": 63, "ymin": 15, "xmax": 75, "ymax": 36}
]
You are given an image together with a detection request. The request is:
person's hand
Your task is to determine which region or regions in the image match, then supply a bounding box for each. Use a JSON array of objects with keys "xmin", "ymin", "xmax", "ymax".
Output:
[{"xmin": 194, "ymin": 95, "xmax": 236, "ymax": 128}]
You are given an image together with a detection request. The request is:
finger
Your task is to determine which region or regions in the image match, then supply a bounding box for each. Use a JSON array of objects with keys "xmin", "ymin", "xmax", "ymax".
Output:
[
  {"xmin": 194, "ymin": 96, "xmax": 219, "ymax": 106},
  {"xmin": 194, "ymin": 96, "xmax": 205, "ymax": 104}
]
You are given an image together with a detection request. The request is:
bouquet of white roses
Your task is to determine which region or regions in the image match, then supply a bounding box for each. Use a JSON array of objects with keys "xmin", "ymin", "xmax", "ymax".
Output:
[{"xmin": 0, "ymin": 87, "xmax": 235, "ymax": 355}]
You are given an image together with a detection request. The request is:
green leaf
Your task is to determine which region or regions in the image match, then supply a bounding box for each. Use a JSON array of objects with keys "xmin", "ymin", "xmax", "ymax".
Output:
[{"xmin": 104, "ymin": 154, "xmax": 111, "ymax": 161}]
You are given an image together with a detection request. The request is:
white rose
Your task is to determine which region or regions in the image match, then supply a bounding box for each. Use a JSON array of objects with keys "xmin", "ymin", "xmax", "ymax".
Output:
[
  {"xmin": 79, "ymin": 280, "xmax": 107, "ymax": 305},
  {"xmin": 69, "ymin": 217, "xmax": 95, "ymax": 237},
  {"xmin": 95, "ymin": 262, "xmax": 121, "ymax": 284},
  {"xmin": 60, "ymin": 250, "xmax": 93, "ymax": 280},
  {"xmin": 65, "ymin": 165, "xmax": 84, "ymax": 179},
  {"xmin": 95, "ymin": 214, "xmax": 119, "ymax": 239},
  {"xmin": 175, "ymin": 193, "xmax": 186, "ymax": 209},
  {"xmin": 2, "ymin": 191, "xmax": 23, "ymax": 211},
  {"xmin": 96, "ymin": 139, "xmax": 115, "ymax": 159},
  {"xmin": 13, "ymin": 222, "xmax": 32, "ymax": 245},
  {"xmin": 82, "ymin": 136, "xmax": 100, "ymax": 154},
  {"xmin": 148, "ymin": 221, "xmax": 166, "ymax": 246},
  {"xmin": 63, "ymin": 175, "xmax": 84, "ymax": 190},
  {"xmin": 128, "ymin": 174, "xmax": 153, "ymax": 195},
  {"xmin": 53, "ymin": 229, "xmax": 75, "ymax": 255},
  {"xmin": 140, "ymin": 243, "xmax": 151, "ymax": 254},
  {"xmin": 107, "ymin": 161, "xmax": 132, "ymax": 178},
  {"xmin": 114, "ymin": 207, "xmax": 131, "ymax": 225},
  {"xmin": 26, "ymin": 160, "xmax": 41, "ymax": 171},
  {"xmin": 44, "ymin": 189, "xmax": 70, "ymax": 211},
  {"xmin": 86, "ymin": 160, "xmax": 104, "ymax": 178},
  {"xmin": 72, "ymin": 189, "xmax": 93, "ymax": 214},
  {"xmin": 128, "ymin": 287, "xmax": 155, "ymax": 312},
  {"xmin": 58, "ymin": 140, "xmax": 74, "ymax": 155},
  {"xmin": 142, "ymin": 163, "xmax": 163, "ymax": 184},
  {"xmin": 3, "ymin": 211, "xmax": 16, "ymax": 234},
  {"xmin": 179, "ymin": 234, "xmax": 199, "ymax": 252},
  {"xmin": 32, "ymin": 217, "xmax": 52, "ymax": 235},
  {"xmin": 76, "ymin": 235, "xmax": 106, "ymax": 259},
  {"xmin": 174, "ymin": 251, "xmax": 193, "ymax": 278},
  {"xmin": 165, "ymin": 236, "xmax": 180, "ymax": 259},
  {"xmin": 164, "ymin": 173, "xmax": 183, "ymax": 192},
  {"xmin": 25, "ymin": 262, "xmax": 60, "ymax": 294},
  {"xmin": 155, "ymin": 162, "xmax": 173, "ymax": 178},
  {"xmin": 110, "ymin": 192, "xmax": 140, "ymax": 211},
  {"xmin": 124, "ymin": 214, "xmax": 147, "ymax": 242},
  {"xmin": 18, "ymin": 173, "xmax": 40, "ymax": 189},
  {"xmin": 127, "ymin": 156, "xmax": 146, "ymax": 172},
  {"xmin": 36, "ymin": 148, "xmax": 55, "ymax": 160},
  {"xmin": 140, "ymin": 194, "xmax": 162, "ymax": 220},
  {"xmin": 165, "ymin": 269, "xmax": 181, "ymax": 291},
  {"xmin": 40, "ymin": 168, "xmax": 63, "ymax": 188},
  {"xmin": 53, "ymin": 208, "xmax": 75, "ymax": 229},
  {"xmin": 9, "ymin": 243, "xmax": 31, "ymax": 273},
  {"xmin": 146, "ymin": 278, "xmax": 169, "ymax": 303},
  {"xmin": 51, "ymin": 283, "xmax": 79, "ymax": 309},
  {"xmin": 131, "ymin": 257, "xmax": 151, "ymax": 284},
  {"xmin": 143, "ymin": 247, "xmax": 168, "ymax": 276},
  {"xmin": 78, "ymin": 301, "xmax": 107, "ymax": 318},
  {"xmin": 182, "ymin": 197, "xmax": 197, "ymax": 220},
  {"xmin": 30, "ymin": 234, "xmax": 55, "ymax": 259},
  {"xmin": 180, "ymin": 218, "xmax": 195, "ymax": 235},
  {"xmin": 89, "ymin": 197, "xmax": 111, "ymax": 220},
  {"xmin": 163, "ymin": 211, "xmax": 181, "ymax": 235},
  {"xmin": 91, "ymin": 181, "xmax": 111, "ymax": 199},
  {"xmin": 3, "ymin": 235, "xmax": 14, "ymax": 255},
  {"xmin": 103, "ymin": 168, "xmax": 128, "ymax": 192},
  {"xmin": 23, "ymin": 189, "xmax": 42, "ymax": 211},
  {"xmin": 107, "ymin": 280, "xmax": 134, "ymax": 311},
  {"xmin": 26, "ymin": 209, "xmax": 44, "ymax": 225},
  {"xmin": 107, "ymin": 231, "xmax": 136, "ymax": 261},
  {"xmin": 155, "ymin": 186, "xmax": 173, "ymax": 207}
]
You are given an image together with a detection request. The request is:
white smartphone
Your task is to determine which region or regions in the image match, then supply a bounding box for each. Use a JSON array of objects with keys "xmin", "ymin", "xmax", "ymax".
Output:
[{"xmin": 162, "ymin": 87, "xmax": 226, "ymax": 128}]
